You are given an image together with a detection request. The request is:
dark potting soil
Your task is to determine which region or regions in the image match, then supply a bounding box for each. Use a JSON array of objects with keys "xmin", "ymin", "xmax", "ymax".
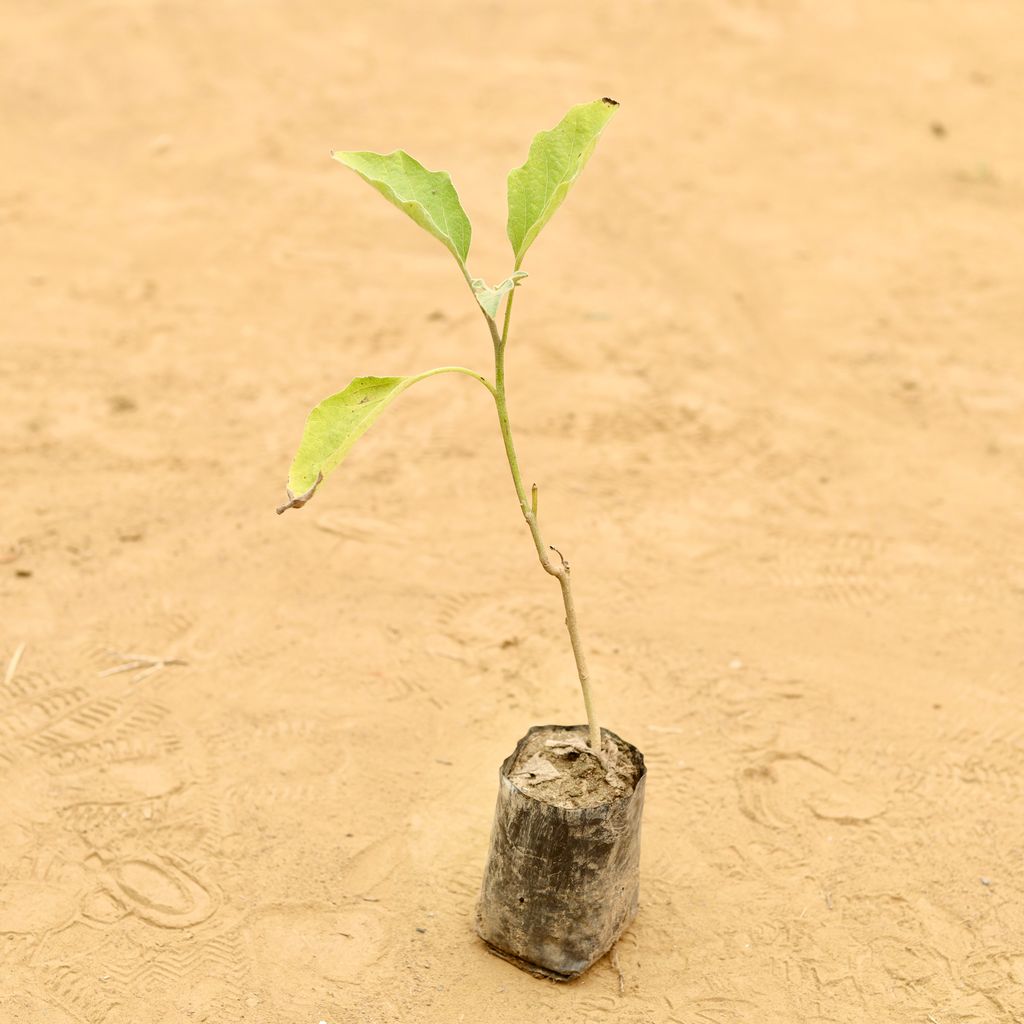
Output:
[{"xmin": 507, "ymin": 726, "xmax": 638, "ymax": 809}]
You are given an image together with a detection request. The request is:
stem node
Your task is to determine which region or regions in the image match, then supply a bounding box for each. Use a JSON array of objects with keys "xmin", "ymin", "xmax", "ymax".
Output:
[{"xmin": 549, "ymin": 545, "xmax": 569, "ymax": 571}]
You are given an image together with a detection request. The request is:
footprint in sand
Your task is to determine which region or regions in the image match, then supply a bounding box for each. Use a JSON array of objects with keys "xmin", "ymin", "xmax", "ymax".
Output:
[
  {"xmin": 737, "ymin": 752, "xmax": 887, "ymax": 829},
  {"xmin": 98, "ymin": 852, "xmax": 218, "ymax": 928}
]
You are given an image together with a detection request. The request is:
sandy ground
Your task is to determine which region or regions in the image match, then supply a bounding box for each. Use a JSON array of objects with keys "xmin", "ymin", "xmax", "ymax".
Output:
[{"xmin": 2, "ymin": 2, "xmax": 1023, "ymax": 1021}]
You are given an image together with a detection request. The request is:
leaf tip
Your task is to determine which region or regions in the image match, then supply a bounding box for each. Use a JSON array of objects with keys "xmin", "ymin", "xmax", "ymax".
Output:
[
  {"xmin": 601, "ymin": 96, "xmax": 620, "ymax": 107},
  {"xmin": 275, "ymin": 471, "xmax": 323, "ymax": 515}
]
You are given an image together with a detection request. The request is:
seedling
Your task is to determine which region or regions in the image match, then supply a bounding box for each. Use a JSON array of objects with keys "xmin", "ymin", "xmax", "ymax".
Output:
[{"xmin": 277, "ymin": 98, "xmax": 619, "ymax": 752}]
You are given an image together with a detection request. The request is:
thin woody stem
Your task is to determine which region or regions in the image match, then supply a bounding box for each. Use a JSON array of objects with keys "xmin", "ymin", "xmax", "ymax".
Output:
[
  {"xmin": 556, "ymin": 568, "xmax": 599, "ymax": 753},
  {"xmin": 487, "ymin": 300, "xmax": 601, "ymax": 752}
]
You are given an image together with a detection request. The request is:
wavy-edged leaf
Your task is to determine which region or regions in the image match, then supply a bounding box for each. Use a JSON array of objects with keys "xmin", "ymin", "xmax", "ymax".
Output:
[
  {"xmin": 470, "ymin": 271, "xmax": 527, "ymax": 318},
  {"xmin": 506, "ymin": 98, "xmax": 619, "ymax": 267},
  {"xmin": 333, "ymin": 150, "xmax": 472, "ymax": 266}
]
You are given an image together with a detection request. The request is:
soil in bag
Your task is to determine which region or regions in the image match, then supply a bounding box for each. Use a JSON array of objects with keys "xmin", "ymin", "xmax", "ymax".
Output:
[{"xmin": 476, "ymin": 724, "xmax": 647, "ymax": 980}]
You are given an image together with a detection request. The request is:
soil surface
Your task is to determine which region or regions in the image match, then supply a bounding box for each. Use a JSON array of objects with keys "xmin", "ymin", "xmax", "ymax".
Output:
[
  {"xmin": 3, "ymin": 2, "xmax": 1024, "ymax": 1023},
  {"xmin": 508, "ymin": 726, "xmax": 638, "ymax": 809}
]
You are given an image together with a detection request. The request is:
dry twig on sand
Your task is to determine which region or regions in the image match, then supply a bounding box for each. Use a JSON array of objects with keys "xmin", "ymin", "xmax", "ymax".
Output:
[
  {"xmin": 4, "ymin": 642, "xmax": 26, "ymax": 685},
  {"xmin": 99, "ymin": 650, "xmax": 187, "ymax": 684}
]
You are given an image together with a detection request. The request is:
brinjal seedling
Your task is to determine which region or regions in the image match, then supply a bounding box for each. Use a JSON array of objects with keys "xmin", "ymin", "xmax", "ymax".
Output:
[
  {"xmin": 278, "ymin": 97, "xmax": 619, "ymax": 752},
  {"xmin": 277, "ymin": 99, "xmax": 647, "ymax": 980}
]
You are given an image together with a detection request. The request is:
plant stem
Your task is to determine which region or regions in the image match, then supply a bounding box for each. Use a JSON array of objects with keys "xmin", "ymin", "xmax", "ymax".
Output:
[
  {"xmin": 488, "ymin": 301, "xmax": 601, "ymax": 752},
  {"xmin": 501, "ymin": 286, "xmax": 517, "ymax": 347}
]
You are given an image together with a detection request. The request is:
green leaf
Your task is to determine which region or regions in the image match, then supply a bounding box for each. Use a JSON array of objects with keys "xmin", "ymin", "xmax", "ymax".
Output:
[
  {"xmin": 279, "ymin": 368, "xmax": 491, "ymax": 511},
  {"xmin": 506, "ymin": 98, "xmax": 619, "ymax": 267},
  {"xmin": 470, "ymin": 271, "xmax": 527, "ymax": 319},
  {"xmin": 281, "ymin": 376, "xmax": 418, "ymax": 503},
  {"xmin": 333, "ymin": 150, "xmax": 472, "ymax": 266}
]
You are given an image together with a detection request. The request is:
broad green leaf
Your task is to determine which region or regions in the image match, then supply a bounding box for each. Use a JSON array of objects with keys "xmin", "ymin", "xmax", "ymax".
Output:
[
  {"xmin": 281, "ymin": 376, "xmax": 417, "ymax": 502},
  {"xmin": 506, "ymin": 98, "xmax": 619, "ymax": 267},
  {"xmin": 279, "ymin": 368, "xmax": 487, "ymax": 510},
  {"xmin": 470, "ymin": 271, "xmax": 527, "ymax": 319},
  {"xmin": 333, "ymin": 150, "xmax": 472, "ymax": 266}
]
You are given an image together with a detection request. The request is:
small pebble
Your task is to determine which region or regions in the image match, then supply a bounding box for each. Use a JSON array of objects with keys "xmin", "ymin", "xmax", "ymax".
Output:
[
  {"xmin": 980, "ymin": 877, "xmax": 991, "ymax": 886},
  {"xmin": 108, "ymin": 394, "xmax": 137, "ymax": 414}
]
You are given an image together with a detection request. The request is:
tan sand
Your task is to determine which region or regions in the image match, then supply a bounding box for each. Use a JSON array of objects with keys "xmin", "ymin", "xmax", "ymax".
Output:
[{"xmin": 2, "ymin": 2, "xmax": 1023, "ymax": 1021}]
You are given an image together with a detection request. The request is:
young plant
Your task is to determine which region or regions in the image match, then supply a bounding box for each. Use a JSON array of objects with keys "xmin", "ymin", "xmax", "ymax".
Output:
[{"xmin": 277, "ymin": 98, "xmax": 619, "ymax": 752}]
